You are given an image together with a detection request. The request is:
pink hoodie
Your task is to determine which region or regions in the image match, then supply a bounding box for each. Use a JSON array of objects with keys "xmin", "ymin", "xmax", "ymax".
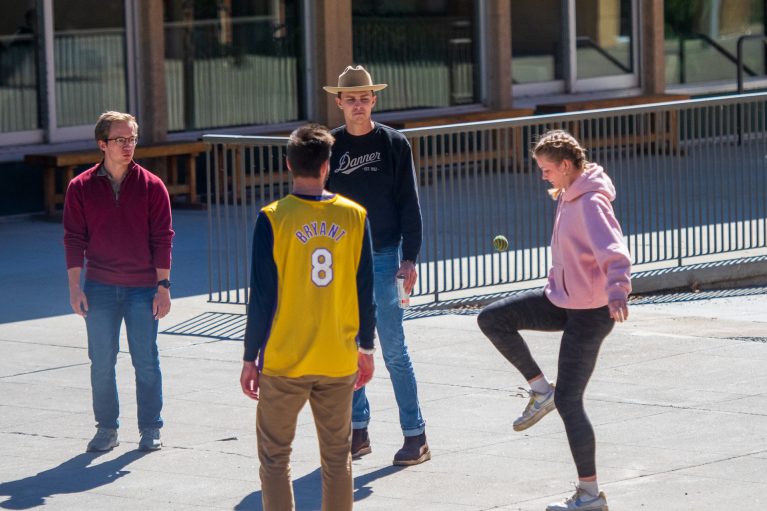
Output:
[{"xmin": 544, "ymin": 163, "xmax": 632, "ymax": 309}]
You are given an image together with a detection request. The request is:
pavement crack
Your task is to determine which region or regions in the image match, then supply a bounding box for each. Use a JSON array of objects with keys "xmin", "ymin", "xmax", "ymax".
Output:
[
  {"xmin": 8, "ymin": 431, "xmax": 59, "ymax": 439},
  {"xmin": 0, "ymin": 362, "xmax": 89, "ymax": 379},
  {"xmin": 0, "ymin": 338, "xmax": 86, "ymax": 350}
]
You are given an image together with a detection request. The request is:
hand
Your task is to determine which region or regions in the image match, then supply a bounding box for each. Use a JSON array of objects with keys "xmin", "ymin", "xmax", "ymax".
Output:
[
  {"xmin": 354, "ymin": 352, "xmax": 375, "ymax": 390},
  {"xmin": 608, "ymin": 298, "xmax": 629, "ymax": 323},
  {"xmin": 396, "ymin": 260, "xmax": 418, "ymax": 294},
  {"xmin": 240, "ymin": 361, "xmax": 260, "ymax": 400},
  {"xmin": 69, "ymin": 286, "xmax": 88, "ymax": 317},
  {"xmin": 153, "ymin": 288, "xmax": 171, "ymax": 320}
]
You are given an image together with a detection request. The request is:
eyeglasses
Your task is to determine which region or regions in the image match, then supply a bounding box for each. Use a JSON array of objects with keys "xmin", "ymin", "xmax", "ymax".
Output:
[{"xmin": 105, "ymin": 136, "xmax": 139, "ymax": 146}]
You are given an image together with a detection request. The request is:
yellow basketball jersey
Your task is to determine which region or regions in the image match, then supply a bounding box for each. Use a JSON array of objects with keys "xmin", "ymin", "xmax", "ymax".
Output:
[{"xmin": 260, "ymin": 194, "xmax": 367, "ymax": 378}]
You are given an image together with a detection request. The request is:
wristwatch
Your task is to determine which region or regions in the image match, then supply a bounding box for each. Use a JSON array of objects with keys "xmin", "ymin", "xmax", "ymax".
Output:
[{"xmin": 157, "ymin": 279, "xmax": 171, "ymax": 289}]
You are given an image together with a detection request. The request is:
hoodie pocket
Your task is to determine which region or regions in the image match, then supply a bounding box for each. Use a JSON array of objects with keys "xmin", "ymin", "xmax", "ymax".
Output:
[{"xmin": 553, "ymin": 264, "xmax": 569, "ymax": 297}]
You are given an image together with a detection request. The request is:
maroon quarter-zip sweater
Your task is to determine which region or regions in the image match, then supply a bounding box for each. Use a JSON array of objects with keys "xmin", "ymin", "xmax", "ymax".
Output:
[{"xmin": 63, "ymin": 161, "xmax": 174, "ymax": 287}]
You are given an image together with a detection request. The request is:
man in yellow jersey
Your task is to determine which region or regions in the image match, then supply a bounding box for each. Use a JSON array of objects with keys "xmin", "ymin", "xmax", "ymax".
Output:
[{"xmin": 240, "ymin": 124, "xmax": 376, "ymax": 511}]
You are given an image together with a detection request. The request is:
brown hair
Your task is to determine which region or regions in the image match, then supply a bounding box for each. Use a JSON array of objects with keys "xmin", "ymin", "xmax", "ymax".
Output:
[
  {"xmin": 286, "ymin": 124, "xmax": 335, "ymax": 178},
  {"xmin": 532, "ymin": 130, "xmax": 588, "ymax": 199},
  {"xmin": 94, "ymin": 111, "xmax": 138, "ymax": 142}
]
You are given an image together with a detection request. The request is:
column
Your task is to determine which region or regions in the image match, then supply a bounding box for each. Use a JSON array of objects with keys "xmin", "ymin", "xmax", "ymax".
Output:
[
  {"xmin": 484, "ymin": 0, "xmax": 513, "ymax": 109},
  {"xmin": 640, "ymin": 0, "xmax": 665, "ymax": 94},
  {"xmin": 310, "ymin": 0, "xmax": 353, "ymax": 127},
  {"xmin": 136, "ymin": 0, "xmax": 168, "ymax": 143}
]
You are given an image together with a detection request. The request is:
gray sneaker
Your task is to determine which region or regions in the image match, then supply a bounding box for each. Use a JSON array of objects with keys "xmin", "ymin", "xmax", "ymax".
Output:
[
  {"xmin": 86, "ymin": 427, "xmax": 119, "ymax": 452},
  {"xmin": 546, "ymin": 487, "xmax": 608, "ymax": 511},
  {"xmin": 513, "ymin": 383, "xmax": 556, "ymax": 432},
  {"xmin": 138, "ymin": 428, "xmax": 162, "ymax": 451}
]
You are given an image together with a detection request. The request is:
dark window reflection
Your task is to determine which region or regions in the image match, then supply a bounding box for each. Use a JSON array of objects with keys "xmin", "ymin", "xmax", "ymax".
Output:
[
  {"xmin": 353, "ymin": 0, "xmax": 477, "ymax": 111},
  {"xmin": 665, "ymin": 0, "xmax": 765, "ymax": 85},
  {"xmin": 511, "ymin": 0, "xmax": 565, "ymax": 84},
  {"xmin": 54, "ymin": 0, "xmax": 127, "ymax": 127},
  {"xmin": 0, "ymin": 2, "xmax": 40, "ymax": 132},
  {"xmin": 164, "ymin": 0, "xmax": 302, "ymax": 131},
  {"xmin": 575, "ymin": 0, "xmax": 633, "ymax": 79}
]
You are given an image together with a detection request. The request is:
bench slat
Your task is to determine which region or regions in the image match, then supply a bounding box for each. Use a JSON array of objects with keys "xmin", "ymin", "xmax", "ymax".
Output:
[{"xmin": 25, "ymin": 141, "xmax": 207, "ymax": 217}]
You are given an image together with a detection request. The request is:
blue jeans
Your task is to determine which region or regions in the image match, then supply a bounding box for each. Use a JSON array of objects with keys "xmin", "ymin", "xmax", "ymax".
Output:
[
  {"xmin": 352, "ymin": 246, "xmax": 425, "ymax": 436},
  {"xmin": 84, "ymin": 281, "xmax": 163, "ymax": 431}
]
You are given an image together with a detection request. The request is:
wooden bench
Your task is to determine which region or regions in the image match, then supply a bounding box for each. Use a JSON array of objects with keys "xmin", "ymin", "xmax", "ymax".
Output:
[
  {"xmin": 25, "ymin": 141, "xmax": 207, "ymax": 217},
  {"xmin": 535, "ymin": 94, "xmax": 690, "ymax": 154},
  {"xmin": 387, "ymin": 108, "xmax": 536, "ymax": 177}
]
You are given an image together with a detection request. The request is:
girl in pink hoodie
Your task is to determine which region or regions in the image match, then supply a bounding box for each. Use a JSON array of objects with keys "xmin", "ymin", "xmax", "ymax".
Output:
[{"xmin": 477, "ymin": 130, "xmax": 631, "ymax": 511}]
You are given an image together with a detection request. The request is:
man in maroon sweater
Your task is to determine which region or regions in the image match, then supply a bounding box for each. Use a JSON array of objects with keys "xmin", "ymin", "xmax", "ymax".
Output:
[{"xmin": 63, "ymin": 111, "xmax": 174, "ymax": 453}]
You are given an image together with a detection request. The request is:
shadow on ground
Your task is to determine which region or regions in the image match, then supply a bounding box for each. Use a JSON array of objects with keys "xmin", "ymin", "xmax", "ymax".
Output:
[
  {"xmin": 0, "ymin": 211, "xmax": 213, "ymax": 324},
  {"xmin": 0, "ymin": 450, "xmax": 148, "ymax": 509},
  {"xmin": 235, "ymin": 465, "xmax": 404, "ymax": 510}
]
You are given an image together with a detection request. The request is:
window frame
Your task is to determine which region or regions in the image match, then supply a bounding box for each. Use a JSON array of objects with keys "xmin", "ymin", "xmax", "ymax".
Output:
[
  {"xmin": 1, "ymin": 0, "xmax": 137, "ymax": 147},
  {"xmin": 512, "ymin": 0, "xmax": 640, "ymax": 97}
]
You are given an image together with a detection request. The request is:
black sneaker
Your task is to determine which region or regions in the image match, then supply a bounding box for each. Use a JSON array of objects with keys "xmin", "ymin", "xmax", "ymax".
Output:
[
  {"xmin": 351, "ymin": 428, "xmax": 371, "ymax": 458},
  {"xmin": 393, "ymin": 432, "xmax": 431, "ymax": 466}
]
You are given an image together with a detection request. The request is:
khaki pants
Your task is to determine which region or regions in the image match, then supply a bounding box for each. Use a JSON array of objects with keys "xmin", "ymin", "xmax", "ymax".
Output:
[{"xmin": 257, "ymin": 373, "xmax": 357, "ymax": 511}]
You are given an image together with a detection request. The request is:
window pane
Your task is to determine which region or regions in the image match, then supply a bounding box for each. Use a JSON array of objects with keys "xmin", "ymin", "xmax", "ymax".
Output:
[
  {"xmin": 352, "ymin": 0, "xmax": 477, "ymax": 111},
  {"xmin": 512, "ymin": 0, "xmax": 564, "ymax": 84},
  {"xmin": 0, "ymin": 3, "xmax": 40, "ymax": 132},
  {"xmin": 54, "ymin": 0, "xmax": 127, "ymax": 127},
  {"xmin": 665, "ymin": 0, "xmax": 765, "ymax": 85},
  {"xmin": 164, "ymin": 0, "xmax": 302, "ymax": 131},
  {"xmin": 576, "ymin": 0, "xmax": 633, "ymax": 79}
]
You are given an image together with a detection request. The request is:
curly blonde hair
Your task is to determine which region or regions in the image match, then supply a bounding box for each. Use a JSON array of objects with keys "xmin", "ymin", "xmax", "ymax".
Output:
[{"xmin": 532, "ymin": 130, "xmax": 588, "ymax": 199}]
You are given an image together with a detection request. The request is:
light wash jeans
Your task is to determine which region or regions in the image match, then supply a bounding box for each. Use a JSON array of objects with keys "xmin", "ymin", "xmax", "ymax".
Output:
[
  {"xmin": 84, "ymin": 281, "xmax": 163, "ymax": 431},
  {"xmin": 352, "ymin": 246, "xmax": 425, "ymax": 436}
]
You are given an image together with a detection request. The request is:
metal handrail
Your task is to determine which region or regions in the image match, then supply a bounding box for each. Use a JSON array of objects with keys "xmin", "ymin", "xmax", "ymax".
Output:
[
  {"xmin": 737, "ymin": 34, "xmax": 767, "ymax": 94},
  {"xmin": 203, "ymin": 93, "xmax": 767, "ymax": 305},
  {"xmin": 575, "ymin": 36, "xmax": 631, "ymax": 74}
]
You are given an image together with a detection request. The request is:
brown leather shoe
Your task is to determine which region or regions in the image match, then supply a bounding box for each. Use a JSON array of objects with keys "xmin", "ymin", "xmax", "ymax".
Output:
[
  {"xmin": 351, "ymin": 428, "xmax": 371, "ymax": 458},
  {"xmin": 392, "ymin": 432, "xmax": 431, "ymax": 466}
]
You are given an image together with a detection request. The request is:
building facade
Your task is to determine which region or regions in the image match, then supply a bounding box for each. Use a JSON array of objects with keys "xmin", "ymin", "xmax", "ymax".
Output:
[{"xmin": 1, "ymin": 0, "xmax": 765, "ymax": 214}]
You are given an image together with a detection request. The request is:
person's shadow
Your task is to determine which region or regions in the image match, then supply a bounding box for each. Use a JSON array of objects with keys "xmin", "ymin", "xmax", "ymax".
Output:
[
  {"xmin": 235, "ymin": 465, "xmax": 404, "ymax": 510},
  {"xmin": 0, "ymin": 450, "xmax": 148, "ymax": 509}
]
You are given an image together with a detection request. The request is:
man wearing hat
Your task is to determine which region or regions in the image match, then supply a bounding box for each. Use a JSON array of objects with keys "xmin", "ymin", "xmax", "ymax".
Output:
[{"xmin": 324, "ymin": 65, "xmax": 429, "ymax": 466}]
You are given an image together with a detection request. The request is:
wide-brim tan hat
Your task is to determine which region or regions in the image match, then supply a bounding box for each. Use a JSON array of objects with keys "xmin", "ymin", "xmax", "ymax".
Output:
[{"xmin": 323, "ymin": 65, "xmax": 387, "ymax": 93}]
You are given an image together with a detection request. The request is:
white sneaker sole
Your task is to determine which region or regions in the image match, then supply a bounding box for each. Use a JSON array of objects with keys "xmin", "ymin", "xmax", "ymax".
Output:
[
  {"xmin": 546, "ymin": 504, "xmax": 608, "ymax": 511},
  {"xmin": 513, "ymin": 398, "xmax": 556, "ymax": 432}
]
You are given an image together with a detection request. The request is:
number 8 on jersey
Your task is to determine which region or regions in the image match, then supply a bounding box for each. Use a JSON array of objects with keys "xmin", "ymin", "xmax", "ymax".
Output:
[{"xmin": 311, "ymin": 248, "xmax": 333, "ymax": 286}]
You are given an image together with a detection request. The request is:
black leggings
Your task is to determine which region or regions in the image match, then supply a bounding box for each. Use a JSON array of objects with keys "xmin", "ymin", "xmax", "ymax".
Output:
[{"xmin": 477, "ymin": 288, "xmax": 614, "ymax": 478}]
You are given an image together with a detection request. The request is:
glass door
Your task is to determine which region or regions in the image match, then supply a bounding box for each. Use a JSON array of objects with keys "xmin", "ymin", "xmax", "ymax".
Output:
[
  {"xmin": 511, "ymin": 0, "xmax": 567, "ymax": 95},
  {"xmin": 44, "ymin": 0, "xmax": 135, "ymax": 142},
  {"xmin": 512, "ymin": 0, "xmax": 638, "ymax": 97},
  {"xmin": 0, "ymin": 2, "xmax": 40, "ymax": 139},
  {"xmin": 571, "ymin": 0, "xmax": 638, "ymax": 91},
  {"xmin": 352, "ymin": 0, "xmax": 478, "ymax": 111}
]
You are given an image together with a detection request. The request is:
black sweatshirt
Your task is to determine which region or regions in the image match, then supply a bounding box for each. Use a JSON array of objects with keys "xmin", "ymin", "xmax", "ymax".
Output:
[{"xmin": 327, "ymin": 122, "xmax": 423, "ymax": 262}]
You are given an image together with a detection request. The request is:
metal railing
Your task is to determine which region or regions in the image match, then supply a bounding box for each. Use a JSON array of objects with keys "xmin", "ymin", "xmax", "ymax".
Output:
[{"xmin": 204, "ymin": 93, "xmax": 767, "ymax": 304}]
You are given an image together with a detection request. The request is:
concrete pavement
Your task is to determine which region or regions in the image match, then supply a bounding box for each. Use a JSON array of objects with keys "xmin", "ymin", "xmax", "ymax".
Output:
[{"xmin": 1, "ymin": 214, "xmax": 767, "ymax": 510}]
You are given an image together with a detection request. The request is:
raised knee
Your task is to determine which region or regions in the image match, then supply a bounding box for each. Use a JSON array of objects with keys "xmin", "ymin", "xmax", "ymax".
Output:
[
  {"xmin": 477, "ymin": 307, "xmax": 497, "ymax": 334},
  {"xmin": 553, "ymin": 388, "xmax": 582, "ymax": 415}
]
